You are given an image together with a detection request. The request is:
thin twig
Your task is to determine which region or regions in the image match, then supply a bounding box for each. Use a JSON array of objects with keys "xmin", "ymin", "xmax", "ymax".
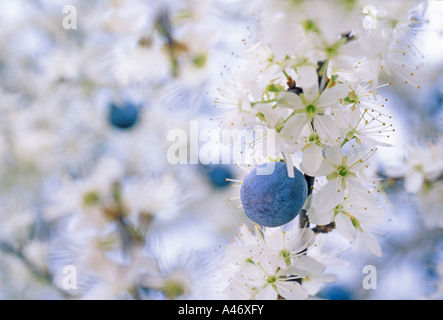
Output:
[{"xmin": 0, "ymin": 241, "xmax": 74, "ymax": 299}]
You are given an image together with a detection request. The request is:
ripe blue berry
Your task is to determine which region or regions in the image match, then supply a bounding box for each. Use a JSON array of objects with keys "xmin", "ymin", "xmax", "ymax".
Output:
[
  {"xmin": 109, "ymin": 101, "xmax": 139, "ymax": 129},
  {"xmin": 240, "ymin": 162, "xmax": 308, "ymax": 227}
]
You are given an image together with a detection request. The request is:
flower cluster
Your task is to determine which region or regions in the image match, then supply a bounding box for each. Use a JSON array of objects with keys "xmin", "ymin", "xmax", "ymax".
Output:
[
  {"xmin": 217, "ymin": 0, "xmax": 426, "ymax": 298},
  {"xmin": 383, "ymin": 140, "xmax": 443, "ymax": 228},
  {"xmin": 220, "ymin": 224, "xmax": 336, "ymax": 299},
  {"xmin": 384, "ymin": 141, "xmax": 443, "ymax": 194}
]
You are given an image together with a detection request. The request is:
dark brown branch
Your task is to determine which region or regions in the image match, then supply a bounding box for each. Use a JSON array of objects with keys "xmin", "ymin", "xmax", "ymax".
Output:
[{"xmin": 299, "ymin": 174, "xmax": 315, "ymax": 229}]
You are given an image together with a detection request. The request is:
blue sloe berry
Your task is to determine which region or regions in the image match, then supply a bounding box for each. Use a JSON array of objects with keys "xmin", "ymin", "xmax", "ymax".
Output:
[
  {"xmin": 240, "ymin": 162, "xmax": 308, "ymax": 227},
  {"xmin": 109, "ymin": 101, "xmax": 139, "ymax": 129}
]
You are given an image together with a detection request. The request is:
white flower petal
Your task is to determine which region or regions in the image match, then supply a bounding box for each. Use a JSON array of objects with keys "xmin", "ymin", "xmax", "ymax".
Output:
[
  {"xmin": 282, "ymin": 115, "xmax": 308, "ymax": 141},
  {"xmin": 302, "ymin": 84, "xmax": 319, "ymax": 103},
  {"xmin": 292, "ymin": 255, "xmax": 326, "ymax": 275},
  {"xmin": 262, "ymin": 227, "xmax": 284, "ymax": 249},
  {"xmin": 317, "ymin": 83, "xmax": 348, "ymax": 109},
  {"xmin": 404, "ymin": 171, "xmax": 424, "ymax": 193},
  {"xmin": 307, "ymin": 206, "xmax": 334, "ymax": 225},
  {"xmin": 314, "ymin": 114, "xmax": 340, "ymax": 146},
  {"xmin": 287, "ymin": 228, "xmax": 316, "ymax": 253},
  {"xmin": 357, "ymin": 134, "xmax": 393, "ymax": 147},
  {"xmin": 276, "ymin": 281, "xmax": 308, "ymax": 300},
  {"xmin": 296, "ymin": 65, "xmax": 318, "ymax": 89},
  {"xmin": 349, "ymin": 107, "xmax": 362, "ymax": 126},
  {"xmin": 255, "ymin": 285, "xmax": 277, "ymax": 300},
  {"xmin": 333, "ymin": 108, "xmax": 349, "ymax": 129},
  {"xmin": 354, "ymin": 204, "xmax": 384, "ymax": 227},
  {"xmin": 302, "ymin": 273, "xmax": 337, "ymax": 296},
  {"xmin": 254, "ymin": 103, "xmax": 283, "ymax": 128},
  {"xmin": 283, "ymin": 152, "xmax": 295, "ymax": 178},
  {"xmin": 301, "ymin": 144, "xmax": 324, "ymax": 175},
  {"xmin": 312, "ymin": 158, "xmax": 335, "ymax": 177},
  {"xmin": 346, "ymin": 177, "xmax": 373, "ymax": 202},
  {"xmin": 312, "ymin": 179, "xmax": 344, "ymax": 211},
  {"xmin": 324, "ymin": 145, "xmax": 343, "ymax": 166},
  {"xmin": 335, "ymin": 212, "xmax": 357, "ymax": 243},
  {"xmin": 359, "ymin": 229, "xmax": 382, "ymax": 257},
  {"xmin": 278, "ymin": 92, "xmax": 304, "ymax": 110},
  {"xmin": 302, "ymin": 193, "xmax": 312, "ymax": 211}
]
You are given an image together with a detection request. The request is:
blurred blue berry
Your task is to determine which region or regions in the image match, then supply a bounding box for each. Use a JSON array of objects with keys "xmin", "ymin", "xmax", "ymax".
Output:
[
  {"xmin": 240, "ymin": 162, "xmax": 307, "ymax": 227},
  {"xmin": 207, "ymin": 165, "xmax": 233, "ymax": 189},
  {"xmin": 109, "ymin": 101, "xmax": 139, "ymax": 129},
  {"xmin": 320, "ymin": 286, "xmax": 352, "ymax": 300}
]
